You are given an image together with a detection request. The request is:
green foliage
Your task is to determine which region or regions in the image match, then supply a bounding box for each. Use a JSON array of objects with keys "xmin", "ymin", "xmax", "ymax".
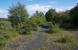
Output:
[
  {"xmin": 56, "ymin": 36, "xmax": 72, "ymax": 43},
  {"xmin": 37, "ymin": 16, "xmax": 46, "ymax": 25},
  {"xmin": 1, "ymin": 2, "xmax": 78, "ymax": 50},
  {"xmin": 69, "ymin": 4, "xmax": 78, "ymax": 27},
  {"xmin": 57, "ymin": 11, "xmax": 71, "ymax": 28},
  {"xmin": 18, "ymin": 20, "xmax": 38, "ymax": 34},
  {"xmin": 31, "ymin": 23, "xmax": 38, "ymax": 31},
  {"xmin": 0, "ymin": 18, "xmax": 8, "ymax": 21},
  {"xmin": 45, "ymin": 9, "xmax": 58, "ymax": 25},
  {"xmin": 0, "ymin": 21, "xmax": 13, "ymax": 31},
  {"xmin": 8, "ymin": 2, "xmax": 28, "ymax": 28},
  {"xmin": 47, "ymin": 22, "xmax": 60, "ymax": 33},
  {"xmin": 45, "ymin": 9, "xmax": 72, "ymax": 29},
  {"xmin": 18, "ymin": 21, "xmax": 32, "ymax": 34},
  {"xmin": 47, "ymin": 22, "xmax": 54, "ymax": 33},
  {"xmin": 52, "ymin": 25, "xmax": 60, "ymax": 33},
  {"xmin": 8, "ymin": 2, "xmax": 34, "ymax": 35},
  {"xmin": 30, "ymin": 11, "xmax": 46, "ymax": 26},
  {"xmin": 0, "ymin": 21, "xmax": 17, "ymax": 47},
  {"xmin": 33, "ymin": 11, "xmax": 44, "ymax": 17},
  {"xmin": 0, "ymin": 34, "xmax": 7, "ymax": 47},
  {"xmin": 46, "ymin": 30, "xmax": 78, "ymax": 50}
]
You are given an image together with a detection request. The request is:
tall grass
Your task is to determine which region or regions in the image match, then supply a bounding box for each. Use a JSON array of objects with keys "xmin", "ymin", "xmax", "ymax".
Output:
[{"xmin": 45, "ymin": 29, "xmax": 78, "ymax": 50}]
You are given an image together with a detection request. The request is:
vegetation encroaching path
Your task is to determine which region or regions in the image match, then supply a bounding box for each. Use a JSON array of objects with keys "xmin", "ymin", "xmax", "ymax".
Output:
[
  {"xmin": 0, "ymin": 1, "xmax": 78, "ymax": 50},
  {"xmin": 5, "ymin": 27, "xmax": 78, "ymax": 50},
  {"xmin": 5, "ymin": 27, "xmax": 58, "ymax": 50}
]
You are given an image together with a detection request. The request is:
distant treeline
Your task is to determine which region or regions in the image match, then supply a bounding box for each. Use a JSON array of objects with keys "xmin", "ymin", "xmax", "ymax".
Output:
[{"xmin": 0, "ymin": 18, "xmax": 8, "ymax": 21}]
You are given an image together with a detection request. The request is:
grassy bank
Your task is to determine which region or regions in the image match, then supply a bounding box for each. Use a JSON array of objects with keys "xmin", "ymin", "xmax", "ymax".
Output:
[
  {"xmin": 44, "ymin": 29, "xmax": 78, "ymax": 50},
  {"xmin": 1, "ymin": 31, "xmax": 38, "ymax": 50}
]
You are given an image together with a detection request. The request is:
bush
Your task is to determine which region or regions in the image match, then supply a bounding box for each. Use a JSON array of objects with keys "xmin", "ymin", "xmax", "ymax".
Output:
[
  {"xmin": 0, "ymin": 21, "xmax": 17, "ymax": 48},
  {"xmin": 19, "ymin": 26, "xmax": 32, "ymax": 35},
  {"xmin": 47, "ymin": 22, "xmax": 54, "ymax": 33},
  {"xmin": 32, "ymin": 23, "xmax": 38, "ymax": 31},
  {"xmin": 56, "ymin": 36, "xmax": 72, "ymax": 43},
  {"xmin": 47, "ymin": 22, "xmax": 60, "ymax": 33},
  {"xmin": 52, "ymin": 25, "xmax": 60, "ymax": 33},
  {"xmin": 18, "ymin": 21, "xmax": 32, "ymax": 35},
  {"xmin": 0, "ymin": 36, "xmax": 6, "ymax": 47},
  {"xmin": 0, "ymin": 21, "xmax": 13, "ymax": 31},
  {"xmin": 55, "ymin": 35, "xmax": 76, "ymax": 44}
]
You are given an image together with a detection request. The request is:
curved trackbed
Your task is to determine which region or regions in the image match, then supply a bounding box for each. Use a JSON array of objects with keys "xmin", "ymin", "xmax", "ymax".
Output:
[{"xmin": 5, "ymin": 27, "xmax": 78, "ymax": 50}]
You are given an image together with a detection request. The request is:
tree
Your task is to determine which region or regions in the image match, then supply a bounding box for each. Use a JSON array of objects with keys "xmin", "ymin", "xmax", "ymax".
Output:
[
  {"xmin": 39, "ymin": 12, "xmax": 45, "ymax": 17},
  {"xmin": 31, "ymin": 11, "xmax": 46, "ymax": 25},
  {"xmin": 0, "ymin": 18, "xmax": 8, "ymax": 21},
  {"xmin": 8, "ymin": 2, "xmax": 28, "ymax": 28},
  {"xmin": 45, "ymin": 9, "xmax": 57, "ymax": 25},
  {"xmin": 0, "ymin": 21, "xmax": 14, "ymax": 33},
  {"xmin": 33, "ymin": 11, "xmax": 39, "ymax": 17},
  {"xmin": 57, "ymin": 11, "xmax": 71, "ymax": 28},
  {"xmin": 0, "ymin": 21, "xmax": 17, "ymax": 47},
  {"xmin": 69, "ymin": 4, "xmax": 78, "ymax": 27},
  {"xmin": 8, "ymin": 3, "xmax": 34, "ymax": 34},
  {"xmin": 33, "ymin": 11, "xmax": 44, "ymax": 17},
  {"xmin": 18, "ymin": 20, "xmax": 33, "ymax": 34}
]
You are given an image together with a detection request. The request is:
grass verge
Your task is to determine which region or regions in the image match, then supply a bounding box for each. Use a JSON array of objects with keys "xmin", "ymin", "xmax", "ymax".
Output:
[
  {"xmin": 2, "ymin": 31, "xmax": 38, "ymax": 50},
  {"xmin": 45, "ymin": 29, "xmax": 78, "ymax": 50}
]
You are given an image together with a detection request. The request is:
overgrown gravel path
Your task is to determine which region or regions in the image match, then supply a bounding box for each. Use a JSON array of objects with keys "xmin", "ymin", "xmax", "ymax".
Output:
[
  {"xmin": 5, "ymin": 27, "xmax": 58, "ymax": 50},
  {"xmin": 5, "ymin": 27, "xmax": 78, "ymax": 50}
]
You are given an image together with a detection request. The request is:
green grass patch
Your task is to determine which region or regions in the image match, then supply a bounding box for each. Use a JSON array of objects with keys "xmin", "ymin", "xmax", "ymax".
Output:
[
  {"xmin": 4, "ymin": 31, "xmax": 38, "ymax": 49},
  {"xmin": 45, "ymin": 30, "xmax": 78, "ymax": 50}
]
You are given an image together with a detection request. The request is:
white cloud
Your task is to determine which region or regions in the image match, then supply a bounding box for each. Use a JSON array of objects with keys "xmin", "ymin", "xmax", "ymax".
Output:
[
  {"xmin": 27, "ymin": 4, "xmax": 52, "ymax": 15},
  {"xmin": 26, "ymin": 4, "xmax": 74, "ymax": 15},
  {"xmin": 26, "ymin": 0, "xmax": 75, "ymax": 14},
  {"xmin": 0, "ymin": 4, "xmax": 74, "ymax": 18},
  {"xmin": 0, "ymin": 9, "xmax": 8, "ymax": 18},
  {"xmin": 56, "ymin": 5, "xmax": 74, "ymax": 12}
]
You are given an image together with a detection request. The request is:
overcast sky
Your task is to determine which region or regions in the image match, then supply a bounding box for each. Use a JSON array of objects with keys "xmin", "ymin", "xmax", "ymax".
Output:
[{"xmin": 0, "ymin": 0, "xmax": 78, "ymax": 18}]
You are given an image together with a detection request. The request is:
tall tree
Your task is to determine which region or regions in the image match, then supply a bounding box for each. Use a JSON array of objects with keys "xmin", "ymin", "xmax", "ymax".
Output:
[
  {"xmin": 33, "ymin": 11, "xmax": 44, "ymax": 17},
  {"xmin": 31, "ymin": 11, "xmax": 45, "ymax": 25},
  {"xmin": 8, "ymin": 2, "xmax": 28, "ymax": 28},
  {"xmin": 57, "ymin": 11, "xmax": 71, "ymax": 28},
  {"xmin": 69, "ymin": 4, "xmax": 78, "ymax": 27},
  {"xmin": 45, "ymin": 9, "xmax": 57, "ymax": 25}
]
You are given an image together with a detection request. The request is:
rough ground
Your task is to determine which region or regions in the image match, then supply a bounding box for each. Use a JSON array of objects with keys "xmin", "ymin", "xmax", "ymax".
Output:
[
  {"xmin": 5, "ymin": 27, "xmax": 78, "ymax": 50},
  {"xmin": 5, "ymin": 27, "xmax": 59, "ymax": 50}
]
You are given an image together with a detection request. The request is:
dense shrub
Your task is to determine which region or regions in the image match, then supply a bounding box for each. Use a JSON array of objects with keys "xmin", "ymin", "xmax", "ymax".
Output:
[
  {"xmin": 47, "ymin": 22, "xmax": 60, "ymax": 33},
  {"xmin": 0, "ymin": 21, "xmax": 13, "ymax": 31},
  {"xmin": 0, "ymin": 36, "xmax": 6, "ymax": 47},
  {"xmin": 0, "ymin": 21, "xmax": 17, "ymax": 47},
  {"xmin": 47, "ymin": 22, "xmax": 54, "ymax": 33},
  {"xmin": 30, "ymin": 16, "xmax": 46, "ymax": 26},
  {"xmin": 32, "ymin": 23, "xmax": 38, "ymax": 31},
  {"xmin": 69, "ymin": 4, "xmax": 78, "ymax": 27},
  {"xmin": 55, "ymin": 34, "xmax": 77, "ymax": 44},
  {"xmin": 8, "ymin": 3, "xmax": 28, "ymax": 28},
  {"xmin": 18, "ymin": 21, "xmax": 32, "ymax": 35},
  {"xmin": 18, "ymin": 19, "xmax": 39, "ymax": 35},
  {"xmin": 56, "ymin": 36, "xmax": 72, "ymax": 43}
]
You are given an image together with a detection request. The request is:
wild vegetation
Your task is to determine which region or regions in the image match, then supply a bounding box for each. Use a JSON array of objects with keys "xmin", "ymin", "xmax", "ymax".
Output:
[{"xmin": 0, "ymin": 2, "xmax": 78, "ymax": 50}]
